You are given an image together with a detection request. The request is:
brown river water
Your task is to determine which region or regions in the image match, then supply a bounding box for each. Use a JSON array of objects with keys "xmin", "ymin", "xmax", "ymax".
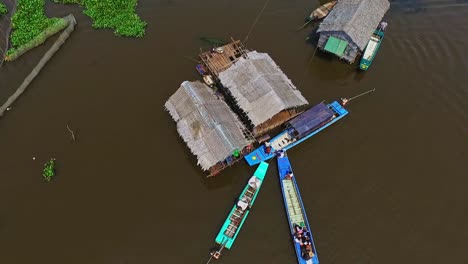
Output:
[{"xmin": 0, "ymin": 0, "xmax": 467, "ymax": 263}]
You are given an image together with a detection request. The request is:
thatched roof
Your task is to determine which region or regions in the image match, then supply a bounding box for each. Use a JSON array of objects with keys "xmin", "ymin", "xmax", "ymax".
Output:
[
  {"xmin": 218, "ymin": 51, "xmax": 308, "ymax": 127},
  {"xmin": 165, "ymin": 81, "xmax": 253, "ymax": 171},
  {"xmin": 317, "ymin": 0, "xmax": 390, "ymax": 50}
]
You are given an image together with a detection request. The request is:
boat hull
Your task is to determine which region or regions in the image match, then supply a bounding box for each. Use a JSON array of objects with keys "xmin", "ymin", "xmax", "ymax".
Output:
[
  {"xmin": 308, "ymin": 1, "xmax": 337, "ymax": 21},
  {"xmin": 214, "ymin": 161, "xmax": 269, "ymax": 249},
  {"xmin": 277, "ymin": 154, "xmax": 319, "ymax": 264},
  {"xmin": 359, "ymin": 30, "xmax": 385, "ymax": 71},
  {"xmin": 244, "ymin": 101, "xmax": 348, "ymax": 166}
]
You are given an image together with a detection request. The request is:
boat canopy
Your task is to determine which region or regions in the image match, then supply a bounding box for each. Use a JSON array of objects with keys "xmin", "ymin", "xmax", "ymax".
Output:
[
  {"xmin": 324, "ymin": 36, "xmax": 348, "ymax": 57},
  {"xmin": 288, "ymin": 103, "xmax": 335, "ymax": 138}
]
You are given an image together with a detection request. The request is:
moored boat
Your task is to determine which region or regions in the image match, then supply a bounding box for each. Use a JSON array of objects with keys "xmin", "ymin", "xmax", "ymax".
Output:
[
  {"xmin": 203, "ymin": 75, "xmax": 215, "ymax": 87},
  {"xmin": 196, "ymin": 63, "xmax": 215, "ymax": 87},
  {"xmin": 208, "ymin": 161, "xmax": 269, "ymax": 261},
  {"xmin": 359, "ymin": 21, "xmax": 387, "ymax": 71},
  {"xmin": 307, "ymin": 1, "xmax": 337, "ymax": 21},
  {"xmin": 277, "ymin": 152, "xmax": 319, "ymax": 264},
  {"xmin": 244, "ymin": 100, "xmax": 348, "ymax": 166}
]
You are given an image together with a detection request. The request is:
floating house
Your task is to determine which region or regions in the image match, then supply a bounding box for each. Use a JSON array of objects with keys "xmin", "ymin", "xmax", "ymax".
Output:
[
  {"xmin": 200, "ymin": 40, "xmax": 309, "ymax": 137},
  {"xmin": 316, "ymin": 0, "xmax": 390, "ymax": 63},
  {"xmin": 165, "ymin": 81, "xmax": 254, "ymax": 177}
]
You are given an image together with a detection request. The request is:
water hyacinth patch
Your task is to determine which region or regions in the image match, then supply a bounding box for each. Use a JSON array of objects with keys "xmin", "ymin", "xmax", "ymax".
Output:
[
  {"xmin": 54, "ymin": 0, "xmax": 147, "ymax": 37},
  {"xmin": 43, "ymin": 158, "xmax": 56, "ymax": 182},
  {"xmin": 10, "ymin": 0, "xmax": 59, "ymax": 48}
]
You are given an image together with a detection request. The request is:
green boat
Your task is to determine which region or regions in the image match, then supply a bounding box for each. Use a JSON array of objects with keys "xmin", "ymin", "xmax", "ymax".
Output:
[
  {"xmin": 207, "ymin": 161, "xmax": 269, "ymax": 262},
  {"xmin": 359, "ymin": 22, "xmax": 388, "ymax": 71}
]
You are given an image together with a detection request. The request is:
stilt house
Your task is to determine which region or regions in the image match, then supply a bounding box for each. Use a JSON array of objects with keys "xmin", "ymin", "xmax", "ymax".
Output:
[{"xmin": 316, "ymin": 0, "xmax": 390, "ymax": 63}]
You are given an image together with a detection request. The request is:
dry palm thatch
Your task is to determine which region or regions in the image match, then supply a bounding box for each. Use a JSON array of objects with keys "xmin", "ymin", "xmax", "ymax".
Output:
[
  {"xmin": 218, "ymin": 51, "xmax": 309, "ymax": 127},
  {"xmin": 165, "ymin": 81, "xmax": 253, "ymax": 171}
]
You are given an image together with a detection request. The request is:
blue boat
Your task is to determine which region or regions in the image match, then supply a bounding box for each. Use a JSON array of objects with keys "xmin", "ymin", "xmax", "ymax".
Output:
[
  {"xmin": 277, "ymin": 151, "xmax": 319, "ymax": 264},
  {"xmin": 208, "ymin": 162, "xmax": 269, "ymax": 261},
  {"xmin": 244, "ymin": 101, "xmax": 348, "ymax": 166}
]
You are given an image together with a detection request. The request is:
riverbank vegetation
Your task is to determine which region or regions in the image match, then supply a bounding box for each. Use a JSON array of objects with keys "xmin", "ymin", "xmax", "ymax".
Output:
[
  {"xmin": 53, "ymin": 0, "xmax": 147, "ymax": 37},
  {"xmin": 0, "ymin": 2, "xmax": 7, "ymax": 15}
]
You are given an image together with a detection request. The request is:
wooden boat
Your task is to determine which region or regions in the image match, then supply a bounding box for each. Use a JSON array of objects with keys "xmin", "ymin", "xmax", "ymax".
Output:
[
  {"xmin": 208, "ymin": 161, "xmax": 269, "ymax": 261},
  {"xmin": 277, "ymin": 152, "xmax": 319, "ymax": 264},
  {"xmin": 203, "ymin": 74, "xmax": 215, "ymax": 87},
  {"xmin": 244, "ymin": 101, "xmax": 348, "ymax": 166},
  {"xmin": 196, "ymin": 64, "xmax": 215, "ymax": 87},
  {"xmin": 359, "ymin": 22, "xmax": 387, "ymax": 71},
  {"xmin": 307, "ymin": 1, "xmax": 337, "ymax": 21}
]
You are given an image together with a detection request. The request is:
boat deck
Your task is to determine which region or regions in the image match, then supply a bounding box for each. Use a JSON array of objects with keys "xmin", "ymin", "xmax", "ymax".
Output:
[
  {"xmin": 282, "ymin": 178, "xmax": 305, "ymax": 225},
  {"xmin": 278, "ymin": 155, "xmax": 319, "ymax": 264},
  {"xmin": 244, "ymin": 101, "xmax": 349, "ymax": 166},
  {"xmin": 224, "ymin": 186, "xmax": 256, "ymax": 238},
  {"xmin": 214, "ymin": 162, "xmax": 269, "ymax": 249}
]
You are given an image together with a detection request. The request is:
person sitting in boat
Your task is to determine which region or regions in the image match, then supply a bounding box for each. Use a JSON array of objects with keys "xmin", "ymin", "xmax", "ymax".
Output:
[
  {"xmin": 264, "ymin": 141, "xmax": 272, "ymax": 154},
  {"xmin": 293, "ymin": 224, "xmax": 304, "ymax": 239},
  {"xmin": 276, "ymin": 149, "xmax": 285, "ymax": 158},
  {"xmin": 294, "ymin": 232, "xmax": 303, "ymax": 244},
  {"xmin": 378, "ymin": 21, "xmax": 388, "ymax": 31},
  {"xmin": 301, "ymin": 241, "xmax": 314, "ymax": 260},
  {"xmin": 236, "ymin": 197, "xmax": 251, "ymax": 211},
  {"xmin": 285, "ymin": 170, "xmax": 294, "ymax": 179},
  {"xmin": 248, "ymin": 176, "xmax": 261, "ymax": 189},
  {"xmin": 340, "ymin": 98, "xmax": 349, "ymax": 106}
]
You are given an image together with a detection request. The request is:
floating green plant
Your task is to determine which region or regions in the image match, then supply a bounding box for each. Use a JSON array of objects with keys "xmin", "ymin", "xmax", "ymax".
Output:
[
  {"xmin": 43, "ymin": 158, "xmax": 56, "ymax": 182},
  {"xmin": 9, "ymin": 0, "xmax": 59, "ymax": 49},
  {"xmin": 0, "ymin": 2, "xmax": 7, "ymax": 15},
  {"xmin": 6, "ymin": 17, "xmax": 69, "ymax": 60},
  {"xmin": 53, "ymin": 0, "xmax": 147, "ymax": 37}
]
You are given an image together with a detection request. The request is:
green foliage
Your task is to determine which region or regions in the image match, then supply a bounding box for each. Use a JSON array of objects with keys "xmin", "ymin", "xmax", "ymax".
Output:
[
  {"xmin": 10, "ymin": 0, "xmax": 59, "ymax": 48},
  {"xmin": 43, "ymin": 158, "xmax": 56, "ymax": 182},
  {"xmin": 6, "ymin": 17, "xmax": 69, "ymax": 61},
  {"xmin": 54, "ymin": 0, "xmax": 147, "ymax": 37},
  {"xmin": 0, "ymin": 2, "xmax": 7, "ymax": 15}
]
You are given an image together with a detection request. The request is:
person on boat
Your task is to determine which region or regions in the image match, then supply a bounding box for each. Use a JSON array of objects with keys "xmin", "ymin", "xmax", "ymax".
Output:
[
  {"xmin": 276, "ymin": 149, "xmax": 285, "ymax": 158},
  {"xmin": 301, "ymin": 241, "xmax": 314, "ymax": 260},
  {"xmin": 294, "ymin": 232, "xmax": 303, "ymax": 244},
  {"xmin": 294, "ymin": 224, "xmax": 303, "ymax": 233},
  {"xmin": 248, "ymin": 176, "xmax": 261, "ymax": 189},
  {"xmin": 264, "ymin": 141, "xmax": 272, "ymax": 154},
  {"xmin": 285, "ymin": 170, "xmax": 294, "ymax": 179},
  {"xmin": 341, "ymin": 98, "xmax": 349, "ymax": 106},
  {"xmin": 378, "ymin": 21, "xmax": 388, "ymax": 31},
  {"xmin": 237, "ymin": 197, "xmax": 251, "ymax": 211},
  {"xmin": 293, "ymin": 224, "xmax": 304, "ymax": 239}
]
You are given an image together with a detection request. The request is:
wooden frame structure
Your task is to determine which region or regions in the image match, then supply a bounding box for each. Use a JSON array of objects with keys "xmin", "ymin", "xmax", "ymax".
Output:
[{"xmin": 199, "ymin": 39, "xmax": 248, "ymax": 77}]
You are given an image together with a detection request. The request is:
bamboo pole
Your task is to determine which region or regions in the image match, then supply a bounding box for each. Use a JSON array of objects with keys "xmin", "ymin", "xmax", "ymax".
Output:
[{"xmin": 0, "ymin": 14, "xmax": 76, "ymax": 118}]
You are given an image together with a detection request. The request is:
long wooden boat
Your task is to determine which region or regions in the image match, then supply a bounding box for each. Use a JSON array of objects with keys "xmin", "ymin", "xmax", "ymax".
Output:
[
  {"xmin": 277, "ymin": 152, "xmax": 319, "ymax": 264},
  {"xmin": 359, "ymin": 22, "xmax": 387, "ymax": 71},
  {"xmin": 307, "ymin": 1, "xmax": 337, "ymax": 21},
  {"xmin": 244, "ymin": 101, "xmax": 348, "ymax": 166},
  {"xmin": 208, "ymin": 161, "xmax": 269, "ymax": 261}
]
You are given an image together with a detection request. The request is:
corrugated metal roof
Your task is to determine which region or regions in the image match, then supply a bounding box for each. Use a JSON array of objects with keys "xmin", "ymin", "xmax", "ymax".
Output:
[{"xmin": 324, "ymin": 36, "xmax": 348, "ymax": 56}]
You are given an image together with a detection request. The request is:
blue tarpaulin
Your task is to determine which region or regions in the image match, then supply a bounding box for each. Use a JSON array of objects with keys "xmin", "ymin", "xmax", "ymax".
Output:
[{"xmin": 288, "ymin": 103, "xmax": 335, "ymax": 138}]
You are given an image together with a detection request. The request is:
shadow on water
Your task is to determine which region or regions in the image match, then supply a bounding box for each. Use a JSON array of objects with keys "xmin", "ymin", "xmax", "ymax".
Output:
[{"xmin": 198, "ymin": 36, "xmax": 228, "ymax": 48}]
